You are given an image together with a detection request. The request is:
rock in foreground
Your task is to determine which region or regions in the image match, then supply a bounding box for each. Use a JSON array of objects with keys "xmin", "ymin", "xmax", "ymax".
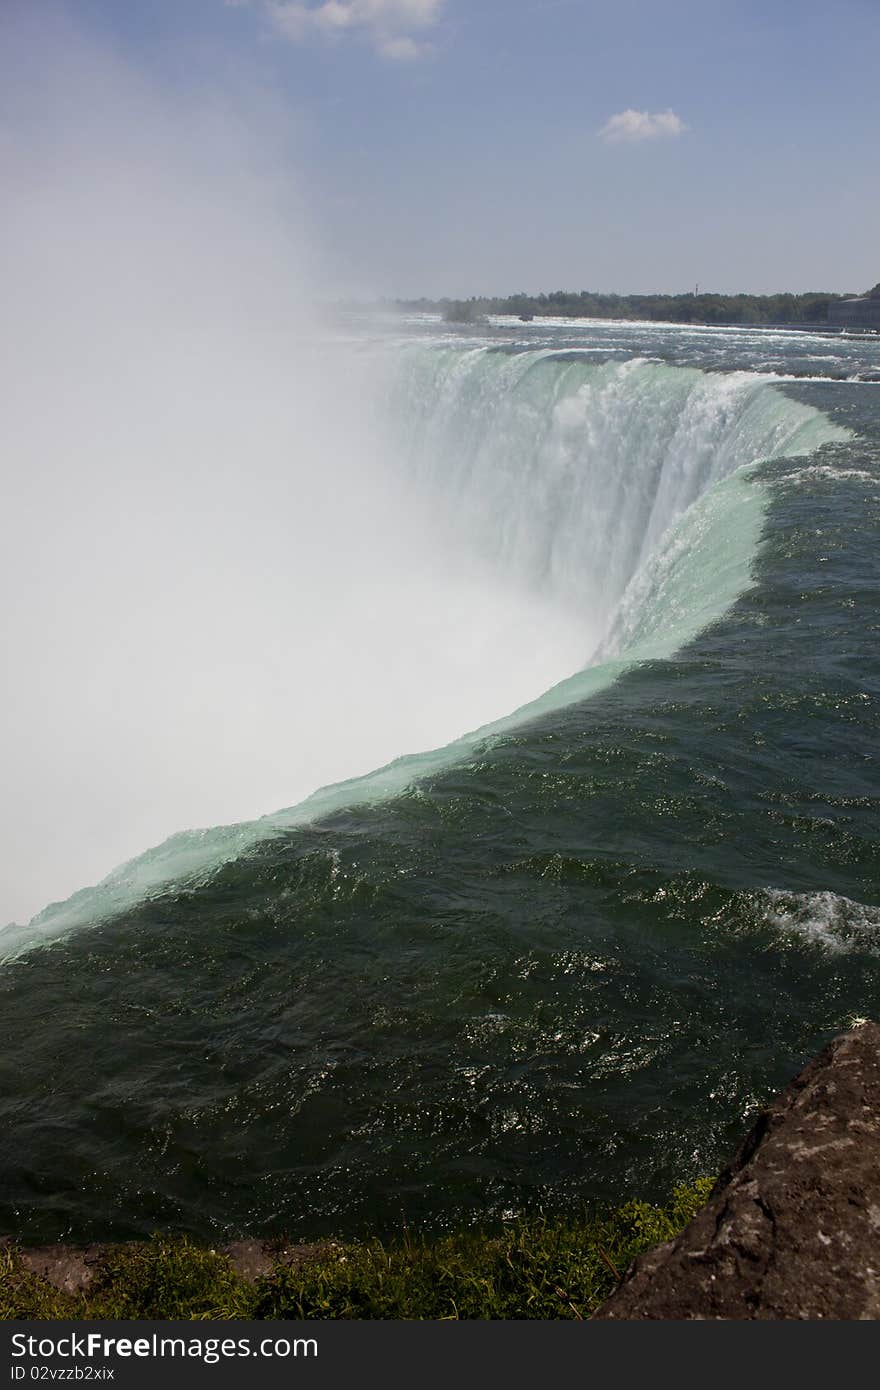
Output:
[{"xmin": 594, "ymin": 1021, "xmax": 880, "ymax": 1319}]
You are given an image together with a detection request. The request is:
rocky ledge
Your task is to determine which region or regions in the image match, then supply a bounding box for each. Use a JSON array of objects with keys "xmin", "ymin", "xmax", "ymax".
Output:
[{"xmin": 594, "ymin": 1020, "xmax": 880, "ymax": 1319}]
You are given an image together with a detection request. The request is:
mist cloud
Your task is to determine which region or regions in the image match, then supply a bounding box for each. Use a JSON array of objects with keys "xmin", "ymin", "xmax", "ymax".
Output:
[{"xmin": 1, "ymin": 7, "xmax": 583, "ymax": 930}]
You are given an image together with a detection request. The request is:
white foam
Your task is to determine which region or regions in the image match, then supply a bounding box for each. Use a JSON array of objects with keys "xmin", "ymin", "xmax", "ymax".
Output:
[
  {"xmin": 758, "ymin": 888, "xmax": 880, "ymax": 953},
  {"xmin": 782, "ymin": 464, "xmax": 880, "ymax": 487}
]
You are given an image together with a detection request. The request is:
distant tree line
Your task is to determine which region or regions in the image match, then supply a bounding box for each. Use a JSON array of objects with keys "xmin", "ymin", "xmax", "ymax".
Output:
[{"xmin": 392, "ymin": 284, "xmax": 879, "ymax": 327}]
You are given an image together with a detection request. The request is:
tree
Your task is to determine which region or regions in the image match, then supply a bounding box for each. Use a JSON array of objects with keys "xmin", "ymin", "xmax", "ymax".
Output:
[{"xmin": 442, "ymin": 299, "xmax": 487, "ymax": 324}]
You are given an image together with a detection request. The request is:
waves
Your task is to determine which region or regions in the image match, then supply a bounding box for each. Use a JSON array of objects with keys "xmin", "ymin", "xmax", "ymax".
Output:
[{"xmin": 0, "ymin": 346, "xmax": 850, "ymax": 961}]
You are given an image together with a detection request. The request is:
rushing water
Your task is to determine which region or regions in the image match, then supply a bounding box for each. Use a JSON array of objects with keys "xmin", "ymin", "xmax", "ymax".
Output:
[{"xmin": 1, "ymin": 317, "xmax": 879, "ymax": 1243}]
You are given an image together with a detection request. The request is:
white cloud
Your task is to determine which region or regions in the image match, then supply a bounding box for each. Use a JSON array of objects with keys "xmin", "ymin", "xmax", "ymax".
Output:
[
  {"xmin": 598, "ymin": 108, "xmax": 688, "ymax": 143},
  {"xmin": 261, "ymin": 0, "xmax": 442, "ymax": 58},
  {"xmin": 377, "ymin": 34, "xmax": 423, "ymax": 60}
]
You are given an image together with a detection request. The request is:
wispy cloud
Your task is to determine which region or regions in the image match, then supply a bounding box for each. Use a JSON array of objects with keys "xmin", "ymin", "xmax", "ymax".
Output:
[
  {"xmin": 598, "ymin": 109, "xmax": 688, "ymax": 143},
  {"xmin": 258, "ymin": 0, "xmax": 443, "ymax": 59}
]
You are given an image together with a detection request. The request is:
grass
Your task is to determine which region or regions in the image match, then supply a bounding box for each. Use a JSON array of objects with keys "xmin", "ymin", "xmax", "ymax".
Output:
[{"xmin": 1, "ymin": 1178, "xmax": 713, "ymax": 1321}]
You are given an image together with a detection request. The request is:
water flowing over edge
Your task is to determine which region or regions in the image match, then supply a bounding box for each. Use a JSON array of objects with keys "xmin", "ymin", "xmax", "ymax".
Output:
[{"xmin": 0, "ymin": 350, "xmax": 851, "ymax": 963}]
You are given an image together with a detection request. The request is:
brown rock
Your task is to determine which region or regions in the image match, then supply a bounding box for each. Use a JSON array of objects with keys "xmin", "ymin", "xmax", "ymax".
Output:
[
  {"xmin": 222, "ymin": 1239, "xmax": 333, "ymax": 1281},
  {"xmin": 15, "ymin": 1243, "xmax": 108, "ymax": 1296},
  {"xmin": 594, "ymin": 1021, "xmax": 880, "ymax": 1319},
  {"xmin": 222, "ymin": 1239, "xmax": 276, "ymax": 1281}
]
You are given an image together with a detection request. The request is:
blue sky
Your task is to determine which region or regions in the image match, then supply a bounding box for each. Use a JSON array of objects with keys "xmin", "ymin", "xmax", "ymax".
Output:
[{"xmin": 13, "ymin": 0, "xmax": 880, "ymax": 296}]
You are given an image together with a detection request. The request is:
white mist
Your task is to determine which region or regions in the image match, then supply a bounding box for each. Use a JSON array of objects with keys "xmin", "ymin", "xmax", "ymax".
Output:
[{"xmin": 0, "ymin": 14, "xmax": 585, "ymax": 926}]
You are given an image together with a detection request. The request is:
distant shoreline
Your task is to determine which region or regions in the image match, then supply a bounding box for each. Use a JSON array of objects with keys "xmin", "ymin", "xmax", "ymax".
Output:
[{"xmin": 383, "ymin": 284, "xmax": 880, "ymax": 332}]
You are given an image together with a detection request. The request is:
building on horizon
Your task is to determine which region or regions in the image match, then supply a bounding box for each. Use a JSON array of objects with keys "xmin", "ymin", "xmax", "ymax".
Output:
[{"xmin": 827, "ymin": 296, "xmax": 880, "ymax": 330}]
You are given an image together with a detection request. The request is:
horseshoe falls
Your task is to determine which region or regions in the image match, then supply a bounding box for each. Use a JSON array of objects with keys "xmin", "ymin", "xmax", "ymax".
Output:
[
  {"xmin": 2, "ymin": 317, "xmax": 879, "ymax": 1243},
  {"xmin": 0, "ymin": 348, "xmax": 839, "ymax": 954}
]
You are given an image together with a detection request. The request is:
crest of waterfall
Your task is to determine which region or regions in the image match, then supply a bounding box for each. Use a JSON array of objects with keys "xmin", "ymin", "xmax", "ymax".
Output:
[
  {"xmin": 0, "ymin": 345, "xmax": 848, "ymax": 962},
  {"xmin": 384, "ymin": 347, "xmax": 847, "ymax": 649}
]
